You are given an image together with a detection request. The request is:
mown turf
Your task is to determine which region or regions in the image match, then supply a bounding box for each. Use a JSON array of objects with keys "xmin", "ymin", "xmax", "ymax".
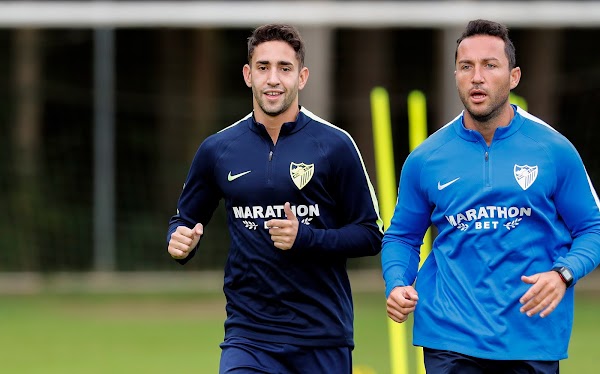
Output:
[{"xmin": 0, "ymin": 291, "xmax": 597, "ymax": 373}]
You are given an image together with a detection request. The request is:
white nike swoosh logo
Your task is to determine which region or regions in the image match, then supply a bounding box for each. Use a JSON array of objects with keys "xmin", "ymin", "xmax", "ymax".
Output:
[
  {"xmin": 227, "ymin": 170, "xmax": 251, "ymax": 182},
  {"xmin": 438, "ymin": 177, "xmax": 460, "ymax": 190}
]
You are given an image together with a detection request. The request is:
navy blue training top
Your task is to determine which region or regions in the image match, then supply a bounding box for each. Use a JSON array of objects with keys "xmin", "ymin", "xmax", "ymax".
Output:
[{"xmin": 168, "ymin": 106, "xmax": 383, "ymax": 347}]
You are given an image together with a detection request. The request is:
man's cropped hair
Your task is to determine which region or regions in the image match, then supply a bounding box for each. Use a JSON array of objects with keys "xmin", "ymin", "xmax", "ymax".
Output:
[
  {"xmin": 247, "ymin": 24, "xmax": 306, "ymax": 67},
  {"xmin": 455, "ymin": 19, "xmax": 517, "ymax": 69}
]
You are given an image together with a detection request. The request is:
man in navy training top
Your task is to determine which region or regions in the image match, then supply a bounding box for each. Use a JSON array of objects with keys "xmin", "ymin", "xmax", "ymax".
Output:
[
  {"xmin": 167, "ymin": 24, "xmax": 383, "ymax": 374},
  {"xmin": 382, "ymin": 19, "xmax": 600, "ymax": 373}
]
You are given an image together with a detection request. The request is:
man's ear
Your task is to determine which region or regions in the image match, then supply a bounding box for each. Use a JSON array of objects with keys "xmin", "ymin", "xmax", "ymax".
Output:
[
  {"xmin": 510, "ymin": 66, "xmax": 521, "ymax": 90},
  {"xmin": 243, "ymin": 64, "xmax": 252, "ymax": 88},
  {"xmin": 298, "ymin": 66, "xmax": 309, "ymax": 90}
]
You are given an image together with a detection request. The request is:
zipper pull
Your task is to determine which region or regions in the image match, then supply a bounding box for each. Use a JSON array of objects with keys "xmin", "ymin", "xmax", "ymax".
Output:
[{"xmin": 269, "ymin": 151, "xmax": 273, "ymax": 161}]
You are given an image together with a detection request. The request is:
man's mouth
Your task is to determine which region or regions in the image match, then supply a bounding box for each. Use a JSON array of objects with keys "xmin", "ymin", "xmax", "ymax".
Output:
[{"xmin": 470, "ymin": 89, "xmax": 487, "ymax": 102}]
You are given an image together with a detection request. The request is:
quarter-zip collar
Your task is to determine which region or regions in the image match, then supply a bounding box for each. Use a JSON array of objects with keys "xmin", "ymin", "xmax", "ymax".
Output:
[
  {"xmin": 248, "ymin": 105, "xmax": 312, "ymax": 138},
  {"xmin": 454, "ymin": 105, "xmax": 524, "ymax": 143}
]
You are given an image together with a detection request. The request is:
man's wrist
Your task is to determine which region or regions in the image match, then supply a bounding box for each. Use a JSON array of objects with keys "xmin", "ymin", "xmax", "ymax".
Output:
[{"xmin": 552, "ymin": 266, "xmax": 574, "ymax": 288}]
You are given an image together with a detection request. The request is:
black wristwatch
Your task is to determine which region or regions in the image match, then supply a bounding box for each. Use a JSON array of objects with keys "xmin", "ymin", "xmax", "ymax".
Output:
[{"xmin": 552, "ymin": 266, "xmax": 574, "ymax": 288}]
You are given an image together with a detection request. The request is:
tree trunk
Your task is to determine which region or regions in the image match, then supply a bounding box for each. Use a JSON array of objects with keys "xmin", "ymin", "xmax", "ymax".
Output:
[{"xmin": 12, "ymin": 28, "xmax": 43, "ymax": 270}]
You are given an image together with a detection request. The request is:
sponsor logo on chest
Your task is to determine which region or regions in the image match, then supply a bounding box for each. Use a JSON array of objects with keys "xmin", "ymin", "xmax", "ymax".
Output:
[
  {"xmin": 233, "ymin": 204, "xmax": 320, "ymax": 230},
  {"xmin": 444, "ymin": 163, "xmax": 539, "ymax": 232},
  {"xmin": 230, "ymin": 162, "xmax": 318, "ymax": 230}
]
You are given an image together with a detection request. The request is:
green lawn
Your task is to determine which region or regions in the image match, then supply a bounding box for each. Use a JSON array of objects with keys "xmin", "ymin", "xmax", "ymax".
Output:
[{"xmin": 0, "ymin": 291, "xmax": 597, "ymax": 373}]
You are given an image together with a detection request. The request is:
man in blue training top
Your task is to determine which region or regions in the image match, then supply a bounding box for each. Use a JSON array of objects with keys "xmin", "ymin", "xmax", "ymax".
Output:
[
  {"xmin": 382, "ymin": 19, "xmax": 600, "ymax": 373},
  {"xmin": 167, "ymin": 24, "xmax": 383, "ymax": 373}
]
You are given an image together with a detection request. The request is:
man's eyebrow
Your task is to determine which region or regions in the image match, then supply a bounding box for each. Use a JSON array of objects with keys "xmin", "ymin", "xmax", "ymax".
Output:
[
  {"xmin": 255, "ymin": 60, "xmax": 294, "ymax": 66},
  {"xmin": 458, "ymin": 57, "xmax": 500, "ymax": 64},
  {"xmin": 481, "ymin": 57, "xmax": 501, "ymax": 62}
]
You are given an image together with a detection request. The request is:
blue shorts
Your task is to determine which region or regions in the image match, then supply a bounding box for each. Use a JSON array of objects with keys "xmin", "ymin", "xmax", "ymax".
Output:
[
  {"xmin": 219, "ymin": 336, "xmax": 352, "ymax": 374},
  {"xmin": 423, "ymin": 348, "xmax": 559, "ymax": 374}
]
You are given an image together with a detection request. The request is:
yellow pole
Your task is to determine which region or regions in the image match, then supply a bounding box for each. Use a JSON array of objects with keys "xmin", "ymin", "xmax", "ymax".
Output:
[
  {"xmin": 407, "ymin": 90, "xmax": 432, "ymax": 268},
  {"xmin": 370, "ymin": 87, "xmax": 409, "ymax": 374},
  {"xmin": 407, "ymin": 90, "xmax": 431, "ymax": 374},
  {"xmin": 509, "ymin": 92, "xmax": 528, "ymax": 111}
]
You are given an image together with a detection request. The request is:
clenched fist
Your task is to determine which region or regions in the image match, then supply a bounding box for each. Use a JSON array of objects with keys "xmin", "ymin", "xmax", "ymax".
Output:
[{"xmin": 168, "ymin": 223, "xmax": 203, "ymax": 259}]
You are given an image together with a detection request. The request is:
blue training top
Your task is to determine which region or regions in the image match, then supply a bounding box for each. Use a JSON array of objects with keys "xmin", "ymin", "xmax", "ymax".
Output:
[
  {"xmin": 382, "ymin": 106, "xmax": 600, "ymax": 360},
  {"xmin": 168, "ymin": 106, "xmax": 383, "ymax": 348}
]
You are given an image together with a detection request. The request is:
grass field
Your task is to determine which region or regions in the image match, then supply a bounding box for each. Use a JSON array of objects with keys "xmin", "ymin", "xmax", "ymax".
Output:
[{"xmin": 1, "ymin": 290, "xmax": 598, "ymax": 373}]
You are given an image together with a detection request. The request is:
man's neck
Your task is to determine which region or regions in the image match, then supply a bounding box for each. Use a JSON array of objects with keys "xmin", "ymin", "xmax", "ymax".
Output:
[
  {"xmin": 254, "ymin": 106, "xmax": 300, "ymax": 145},
  {"xmin": 464, "ymin": 105, "xmax": 514, "ymax": 146}
]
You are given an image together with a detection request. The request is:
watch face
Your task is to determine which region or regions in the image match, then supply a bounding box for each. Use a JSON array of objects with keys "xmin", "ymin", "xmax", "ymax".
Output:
[{"xmin": 562, "ymin": 267, "xmax": 574, "ymax": 282}]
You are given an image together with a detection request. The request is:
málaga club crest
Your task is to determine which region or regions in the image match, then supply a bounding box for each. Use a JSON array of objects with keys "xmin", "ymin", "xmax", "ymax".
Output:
[
  {"xmin": 514, "ymin": 164, "xmax": 538, "ymax": 190},
  {"xmin": 290, "ymin": 162, "xmax": 314, "ymax": 190}
]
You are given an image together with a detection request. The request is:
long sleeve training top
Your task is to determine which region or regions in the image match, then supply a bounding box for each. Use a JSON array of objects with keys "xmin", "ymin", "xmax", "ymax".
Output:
[
  {"xmin": 382, "ymin": 106, "xmax": 600, "ymax": 360},
  {"xmin": 169, "ymin": 106, "xmax": 383, "ymax": 348}
]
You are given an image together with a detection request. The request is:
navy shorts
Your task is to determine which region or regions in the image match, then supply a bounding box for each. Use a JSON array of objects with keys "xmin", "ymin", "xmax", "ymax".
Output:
[
  {"xmin": 423, "ymin": 348, "xmax": 559, "ymax": 374},
  {"xmin": 219, "ymin": 336, "xmax": 352, "ymax": 374}
]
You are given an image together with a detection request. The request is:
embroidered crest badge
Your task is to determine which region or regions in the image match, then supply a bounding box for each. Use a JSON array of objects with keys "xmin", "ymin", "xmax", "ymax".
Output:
[
  {"xmin": 290, "ymin": 162, "xmax": 314, "ymax": 190},
  {"xmin": 514, "ymin": 164, "xmax": 538, "ymax": 190}
]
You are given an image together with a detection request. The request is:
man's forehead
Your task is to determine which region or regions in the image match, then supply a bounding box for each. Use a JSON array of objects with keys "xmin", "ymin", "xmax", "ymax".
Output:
[
  {"xmin": 457, "ymin": 35, "xmax": 506, "ymax": 60},
  {"xmin": 251, "ymin": 41, "xmax": 298, "ymax": 64}
]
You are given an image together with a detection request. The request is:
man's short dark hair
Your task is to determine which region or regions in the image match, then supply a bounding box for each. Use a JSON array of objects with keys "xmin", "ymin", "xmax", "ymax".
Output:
[
  {"xmin": 455, "ymin": 19, "xmax": 517, "ymax": 69},
  {"xmin": 247, "ymin": 24, "xmax": 306, "ymax": 67}
]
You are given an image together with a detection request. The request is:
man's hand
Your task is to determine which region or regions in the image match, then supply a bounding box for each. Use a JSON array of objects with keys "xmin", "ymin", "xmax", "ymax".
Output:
[
  {"xmin": 387, "ymin": 286, "xmax": 419, "ymax": 323},
  {"xmin": 265, "ymin": 202, "xmax": 299, "ymax": 250},
  {"xmin": 519, "ymin": 271, "xmax": 567, "ymax": 318},
  {"xmin": 168, "ymin": 223, "xmax": 203, "ymax": 259}
]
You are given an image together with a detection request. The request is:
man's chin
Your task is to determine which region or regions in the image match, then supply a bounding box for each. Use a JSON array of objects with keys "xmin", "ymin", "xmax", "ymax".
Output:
[
  {"xmin": 264, "ymin": 110, "xmax": 284, "ymax": 117},
  {"xmin": 262, "ymin": 104, "xmax": 289, "ymax": 117},
  {"xmin": 464, "ymin": 104, "xmax": 491, "ymax": 120},
  {"xmin": 469, "ymin": 110, "xmax": 495, "ymax": 123}
]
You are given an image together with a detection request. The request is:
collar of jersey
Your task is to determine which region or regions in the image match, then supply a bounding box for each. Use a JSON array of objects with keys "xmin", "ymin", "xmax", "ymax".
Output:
[
  {"xmin": 454, "ymin": 104, "xmax": 524, "ymax": 143},
  {"xmin": 249, "ymin": 106, "xmax": 311, "ymax": 136}
]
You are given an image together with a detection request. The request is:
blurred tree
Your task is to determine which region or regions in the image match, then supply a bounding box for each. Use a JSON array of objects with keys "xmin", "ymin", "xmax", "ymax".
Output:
[{"xmin": 12, "ymin": 28, "xmax": 42, "ymax": 270}]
